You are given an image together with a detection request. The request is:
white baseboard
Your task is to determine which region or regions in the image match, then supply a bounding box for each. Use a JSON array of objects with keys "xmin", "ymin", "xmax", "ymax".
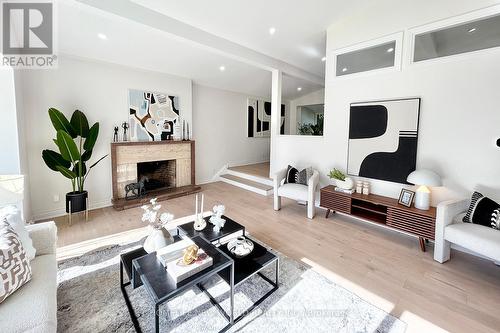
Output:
[{"xmin": 32, "ymin": 199, "xmax": 112, "ymax": 222}]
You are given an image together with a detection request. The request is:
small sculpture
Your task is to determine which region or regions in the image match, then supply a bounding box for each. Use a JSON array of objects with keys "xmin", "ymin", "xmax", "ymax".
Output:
[
  {"xmin": 182, "ymin": 244, "xmax": 199, "ymax": 265},
  {"xmin": 122, "ymin": 121, "xmax": 129, "ymax": 141},
  {"xmin": 209, "ymin": 204, "xmax": 226, "ymax": 232},
  {"xmin": 125, "ymin": 176, "xmax": 148, "ymax": 200},
  {"xmin": 113, "ymin": 126, "xmax": 119, "ymax": 142},
  {"xmin": 193, "ymin": 193, "xmax": 207, "ymax": 231}
]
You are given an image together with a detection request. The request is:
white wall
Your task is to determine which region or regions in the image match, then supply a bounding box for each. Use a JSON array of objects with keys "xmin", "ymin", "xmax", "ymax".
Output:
[
  {"xmin": 193, "ymin": 84, "xmax": 270, "ymax": 183},
  {"xmin": 0, "ymin": 67, "xmax": 21, "ymax": 174},
  {"xmin": 18, "ymin": 56, "xmax": 193, "ymax": 220},
  {"xmin": 274, "ymin": 0, "xmax": 500, "ymax": 204}
]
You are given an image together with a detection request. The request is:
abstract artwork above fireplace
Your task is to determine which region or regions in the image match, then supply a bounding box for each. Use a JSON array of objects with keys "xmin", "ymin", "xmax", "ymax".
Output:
[
  {"xmin": 347, "ymin": 98, "xmax": 420, "ymax": 184},
  {"xmin": 128, "ymin": 89, "xmax": 180, "ymax": 141}
]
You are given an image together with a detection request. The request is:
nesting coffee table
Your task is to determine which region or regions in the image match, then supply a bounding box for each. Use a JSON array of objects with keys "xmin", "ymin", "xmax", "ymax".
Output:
[{"xmin": 120, "ymin": 217, "xmax": 279, "ymax": 333}]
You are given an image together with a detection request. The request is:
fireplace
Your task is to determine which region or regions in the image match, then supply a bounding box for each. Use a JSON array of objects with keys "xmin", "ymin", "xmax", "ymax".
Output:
[
  {"xmin": 137, "ymin": 160, "xmax": 176, "ymax": 192},
  {"xmin": 111, "ymin": 140, "xmax": 200, "ymax": 210}
]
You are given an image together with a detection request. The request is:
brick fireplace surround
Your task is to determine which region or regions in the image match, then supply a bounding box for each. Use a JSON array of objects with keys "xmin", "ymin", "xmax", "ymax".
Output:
[{"xmin": 110, "ymin": 140, "xmax": 200, "ymax": 210}]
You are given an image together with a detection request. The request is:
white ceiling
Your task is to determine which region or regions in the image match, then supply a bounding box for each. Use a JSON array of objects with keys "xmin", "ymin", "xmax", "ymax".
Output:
[
  {"xmin": 132, "ymin": 0, "xmax": 364, "ymax": 77},
  {"xmin": 58, "ymin": 1, "xmax": 332, "ymax": 99}
]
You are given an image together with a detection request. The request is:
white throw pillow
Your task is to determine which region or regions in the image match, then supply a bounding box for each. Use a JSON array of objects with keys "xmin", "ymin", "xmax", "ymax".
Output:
[{"xmin": 0, "ymin": 206, "xmax": 36, "ymax": 260}]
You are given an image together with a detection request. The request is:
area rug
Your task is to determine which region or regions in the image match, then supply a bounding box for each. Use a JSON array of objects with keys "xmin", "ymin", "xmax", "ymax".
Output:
[{"xmin": 57, "ymin": 239, "xmax": 406, "ymax": 333}]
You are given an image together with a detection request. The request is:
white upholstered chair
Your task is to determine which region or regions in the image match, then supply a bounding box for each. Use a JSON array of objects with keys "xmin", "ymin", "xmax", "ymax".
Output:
[
  {"xmin": 435, "ymin": 198, "xmax": 500, "ymax": 264},
  {"xmin": 273, "ymin": 168, "xmax": 319, "ymax": 219}
]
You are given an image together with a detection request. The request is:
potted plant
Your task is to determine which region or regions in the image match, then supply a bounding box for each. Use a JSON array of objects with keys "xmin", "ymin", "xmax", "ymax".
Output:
[
  {"xmin": 328, "ymin": 168, "xmax": 354, "ymax": 190},
  {"xmin": 42, "ymin": 108, "xmax": 107, "ymax": 215}
]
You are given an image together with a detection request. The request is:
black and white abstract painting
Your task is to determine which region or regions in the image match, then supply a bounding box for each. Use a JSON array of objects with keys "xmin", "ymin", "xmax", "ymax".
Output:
[
  {"xmin": 247, "ymin": 98, "xmax": 286, "ymax": 137},
  {"xmin": 347, "ymin": 98, "xmax": 420, "ymax": 184}
]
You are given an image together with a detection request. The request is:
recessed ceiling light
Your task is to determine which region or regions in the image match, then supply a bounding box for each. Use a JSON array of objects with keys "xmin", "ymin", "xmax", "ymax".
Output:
[
  {"xmin": 269, "ymin": 27, "xmax": 276, "ymax": 35},
  {"xmin": 219, "ymin": 66, "xmax": 225, "ymax": 72},
  {"xmin": 97, "ymin": 33, "xmax": 107, "ymax": 40},
  {"xmin": 297, "ymin": 87, "xmax": 302, "ymax": 91},
  {"xmin": 321, "ymin": 56, "xmax": 327, "ymax": 62},
  {"xmin": 387, "ymin": 47, "xmax": 394, "ymax": 53},
  {"xmin": 342, "ymin": 67, "xmax": 348, "ymax": 72},
  {"xmin": 468, "ymin": 27, "xmax": 477, "ymax": 33}
]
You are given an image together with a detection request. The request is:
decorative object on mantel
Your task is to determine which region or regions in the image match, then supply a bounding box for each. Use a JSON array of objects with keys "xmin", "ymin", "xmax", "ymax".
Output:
[
  {"xmin": 128, "ymin": 89, "xmax": 180, "ymax": 141},
  {"xmin": 398, "ymin": 188, "xmax": 415, "ymax": 207},
  {"xmin": 209, "ymin": 204, "xmax": 226, "ymax": 232},
  {"xmin": 182, "ymin": 120, "xmax": 187, "ymax": 141},
  {"xmin": 141, "ymin": 198, "xmax": 174, "ymax": 253},
  {"xmin": 227, "ymin": 236, "xmax": 254, "ymax": 258},
  {"xmin": 193, "ymin": 193, "xmax": 207, "ymax": 231},
  {"xmin": 121, "ymin": 121, "xmax": 129, "ymax": 141},
  {"xmin": 328, "ymin": 168, "xmax": 354, "ymax": 190},
  {"xmin": 124, "ymin": 176, "xmax": 148, "ymax": 200},
  {"xmin": 42, "ymin": 108, "xmax": 108, "ymax": 225},
  {"xmin": 113, "ymin": 126, "xmax": 119, "ymax": 142},
  {"xmin": 407, "ymin": 169, "xmax": 442, "ymax": 210},
  {"xmin": 347, "ymin": 98, "xmax": 421, "ymax": 184}
]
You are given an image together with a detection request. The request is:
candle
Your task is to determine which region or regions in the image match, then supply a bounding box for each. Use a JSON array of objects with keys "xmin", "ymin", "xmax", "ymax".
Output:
[
  {"xmin": 201, "ymin": 194, "xmax": 204, "ymax": 215},
  {"xmin": 195, "ymin": 194, "xmax": 198, "ymax": 216}
]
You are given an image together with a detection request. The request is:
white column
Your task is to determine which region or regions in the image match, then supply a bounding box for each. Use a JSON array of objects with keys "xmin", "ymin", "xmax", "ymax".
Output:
[{"xmin": 269, "ymin": 69, "xmax": 282, "ymax": 177}]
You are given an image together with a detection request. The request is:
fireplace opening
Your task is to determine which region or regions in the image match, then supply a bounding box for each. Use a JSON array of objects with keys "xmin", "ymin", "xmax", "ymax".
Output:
[{"xmin": 137, "ymin": 160, "xmax": 176, "ymax": 192}]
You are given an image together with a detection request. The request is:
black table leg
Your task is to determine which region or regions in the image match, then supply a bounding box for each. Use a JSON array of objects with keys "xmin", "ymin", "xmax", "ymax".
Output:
[{"xmin": 155, "ymin": 303, "xmax": 160, "ymax": 333}]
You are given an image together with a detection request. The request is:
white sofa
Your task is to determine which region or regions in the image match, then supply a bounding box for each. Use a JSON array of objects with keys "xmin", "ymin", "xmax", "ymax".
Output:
[
  {"xmin": 434, "ymin": 199, "xmax": 500, "ymax": 264},
  {"xmin": 273, "ymin": 168, "xmax": 319, "ymax": 219},
  {"xmin": 0, "ymin": 222, "xmax": 58, "ymax": 332}
]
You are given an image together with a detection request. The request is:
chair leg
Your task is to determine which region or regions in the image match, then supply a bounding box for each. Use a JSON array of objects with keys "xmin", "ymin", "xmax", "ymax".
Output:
[
  {"xmin": 307, "ymin": 201, "xmax": 315, "ymax": 219},
  {"xmin": 434, "ymin": 238, "xmax": 451, "ymax": 263},
  {"xmin": 274, "ymin": 194, "xmax": 281, "ymax": 211}
]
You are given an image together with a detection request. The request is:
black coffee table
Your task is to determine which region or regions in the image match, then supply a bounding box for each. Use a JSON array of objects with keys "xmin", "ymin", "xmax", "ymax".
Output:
[
  {"xmin": 120, "ymin": 236, "xmax": 234, "ymax": 333},
  {"xmin": 198, "ymin": 236, "xmax": 279, "ymax": 331},
  {"xmin": 120, "ymin": 217, "xmax": 279, "ymax": 333},
  {"xmin": 177, "ymin": 215, "xmax": 245, "ymax": 244}
]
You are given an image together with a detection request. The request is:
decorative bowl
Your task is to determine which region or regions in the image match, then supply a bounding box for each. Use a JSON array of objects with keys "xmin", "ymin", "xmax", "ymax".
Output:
[{"xmin": 227, "ymin": 236, "xmax": 254, "ymax": 258}]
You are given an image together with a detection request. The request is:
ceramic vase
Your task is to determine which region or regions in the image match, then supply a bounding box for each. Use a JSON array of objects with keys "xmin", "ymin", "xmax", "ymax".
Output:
[
  {"xmin": 335, "ymin": 177, "xmax": 354, "ymax": 190},
  {"xmin": 144, "ymin": 227, "xmax": 174, "ymax": 253}
]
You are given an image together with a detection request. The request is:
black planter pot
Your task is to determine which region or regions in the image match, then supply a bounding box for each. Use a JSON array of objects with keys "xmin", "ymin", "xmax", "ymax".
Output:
[{"xmin": 66, "ymin": 191, "xmax": 88, "ymax": 213}]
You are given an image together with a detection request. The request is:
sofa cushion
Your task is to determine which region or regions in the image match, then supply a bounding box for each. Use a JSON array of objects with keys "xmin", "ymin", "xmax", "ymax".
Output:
[
  {"xmin": 463, "ymin": 191, "xmax": 500, "ymax": 229},
  {"xmin": 285, "ymin": 165, "xmax": 312, "ymax": 186},
  {"xmin": 0, "ymin": 205, "xmax": 36, "ymax": 260},
  {"xmin": 278, "ymin": 183, "xmax": 308, "ymax": 201},
  {"xmin": 0, "ymin": 219, "xmax": 32, "ymax": 304},
  {"xmin": 445, "ymin": 222, "xmax": 500, "ymax": 262},
  {"xmin": 0, "ymin": 254, "xmax": 57, "ymax": 332}
]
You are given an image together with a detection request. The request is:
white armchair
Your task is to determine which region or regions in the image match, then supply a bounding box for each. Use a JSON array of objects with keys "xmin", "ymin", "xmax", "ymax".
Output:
[
  {"xmin": 273, "ymin": 168, "xmax": 319, "ymax": 219},
  {"xmin": 435, "ymin": 198, "xmax": 500, "ymax": 264}
]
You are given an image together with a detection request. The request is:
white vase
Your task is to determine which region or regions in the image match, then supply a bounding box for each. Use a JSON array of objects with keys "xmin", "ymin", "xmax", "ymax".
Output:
[
  {"xmin": 144, "ymin": 227, "xmax": 174, "ymax": 253},
  {"xmin": 335, "ymin": 177, "xmax": 354, "ymax": 190}
]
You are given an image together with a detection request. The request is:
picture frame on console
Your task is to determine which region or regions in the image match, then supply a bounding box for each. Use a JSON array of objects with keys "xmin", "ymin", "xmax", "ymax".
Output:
[{"xmin": 398, "ymin": 189, "xmax": 415, "ymax": 207}]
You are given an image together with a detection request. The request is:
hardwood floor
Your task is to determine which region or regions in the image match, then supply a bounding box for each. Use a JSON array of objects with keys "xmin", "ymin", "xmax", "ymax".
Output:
[
  {"xmin": 51, "ymin": 181, "xmax": 500, "ymax": 333},
  {"xmin": 228, "ymin": 162, "xmax": 270, "ymax": 179}
]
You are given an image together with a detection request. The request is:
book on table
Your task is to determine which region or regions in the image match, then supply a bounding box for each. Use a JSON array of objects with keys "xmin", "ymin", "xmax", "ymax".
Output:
[{"xmin": 156, "ymin": 238, "xmax": 213, "ymax": 283}]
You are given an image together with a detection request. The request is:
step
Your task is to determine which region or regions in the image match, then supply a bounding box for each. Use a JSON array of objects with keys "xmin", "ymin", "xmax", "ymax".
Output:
[
  {"xmin": 219, "ymin": 174, "xmax": 273, "ymax": 196},
  {"xmin": 225, "ymin": 169, "xmax": 273, "ymax": 187}
]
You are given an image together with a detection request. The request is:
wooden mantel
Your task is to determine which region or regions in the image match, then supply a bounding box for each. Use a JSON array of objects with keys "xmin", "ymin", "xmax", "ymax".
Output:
[{"xmin": 110, "ymin": 140, "xmax": 199, "ymax": 210}]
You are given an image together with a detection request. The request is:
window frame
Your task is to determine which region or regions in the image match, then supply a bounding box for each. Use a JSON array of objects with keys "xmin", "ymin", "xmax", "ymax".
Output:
[
  {"xmin": 407, "ymin": 4, "xmax": 500, "ymax": 67},
  {"xmin": 330, "ymin": 32, "xmax": 403, "ymax": 80}
]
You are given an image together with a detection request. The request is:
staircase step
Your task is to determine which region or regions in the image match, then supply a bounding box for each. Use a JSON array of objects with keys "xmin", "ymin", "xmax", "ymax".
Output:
[
  {"xmin": 220, "ymin": 174, "xmax": 273, "ymax": 196},
  {"xmin": 225, "ymin": 169, "xmax": 273, "ymax": 186}
]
